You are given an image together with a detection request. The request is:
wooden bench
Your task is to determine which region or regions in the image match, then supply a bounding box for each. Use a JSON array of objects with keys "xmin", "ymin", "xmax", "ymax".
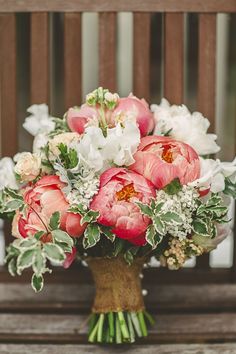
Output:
[{"xmin": 0, "ymin": 1, "xmax": 236, "ymax": 352}]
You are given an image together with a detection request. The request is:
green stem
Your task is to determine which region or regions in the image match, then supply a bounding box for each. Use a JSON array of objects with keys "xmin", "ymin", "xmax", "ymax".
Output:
[
  {"xmin": 88, "ymin": 313, "xmax": 97, "ymax": 336},
  {"xmin": 117, "ymin": 311, "xmax": 130, "ymax": 341},
  {"xmin": 97, "ymin": 313, "xmax": 105, "ymax": 343},
  {"xmin": 127, "ymin": 312, "xmax": 135, "ymax": 343},
  {"xmin": 144, "ymin": 310, "xmax": 155, "ymax": 326},
  {"xmin": 115, "ymin": 314, "xmax": 122, "ymax": 344},
  {"xmin": 130, "ymin": 312, "xmax": 142, "ymax": 337},
  {"xmin": 88, "ymin": 317, "xmax": 100, "ymax": 343},
  {"xmin": 108, "ymin": 312, "xmax": 115, "ymax": 338},
  {"xmin": 138, "ymin": 311, "xmax": 148, "ymax": 337}
]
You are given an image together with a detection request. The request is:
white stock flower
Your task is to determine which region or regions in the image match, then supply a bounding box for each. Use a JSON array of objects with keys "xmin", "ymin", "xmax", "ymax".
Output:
[
  {"xmin": 0, "ymin": 157, "xmax": 18, "ymax": 190},
  {"xmin": 189, "ymin": 157, "xmax": 236, "ymax": 193},
  {"xmin": 76, "ymin": 121, "xmax": 140, "ymax": 172},
  {"xmin": 23, "ymin": 104, "xmax": 55, "ymax": 137},
  {"xmin": 48, "ymin": 132, "xmax": 80, "ymax": 157},
  {"xmin": 14, "ymin": 152, "xmax": 41, "ymax": 182},
  {"xmin": 33, "ymin": 133, "xmax": 49, "ymax": 153},
  {"xmin": 151, "ymin": 98, "xmax": 220, "ymax": 155}
]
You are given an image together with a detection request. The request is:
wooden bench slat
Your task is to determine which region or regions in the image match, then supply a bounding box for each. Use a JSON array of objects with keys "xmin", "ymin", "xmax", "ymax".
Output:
[
  {"xmin": 133, "ymin": 13, "xmax": 151, "ymax": 101},
  {"xmin": 1, "ymin": 284, "xmax": 236, "ymax": 313},
  {"xmin": 0, "ymin": 312, "xmax": 236, "ymax": 343},
  {"xmin": 0, "ymin": 0, "xmax": 236, "ymax": 13},
  {"xmin": 30, "ymin": 13, "xmax": 49, "ymax": 103},
  {"xmin": 1, "ymin": 343, "xmax": 236, "ymax": 354},
  {"xmin": 99, "ymin": 12, "xmax": 116, "ymax": 91},
  {"xmin": 64, "ymin": 13, "xmax": 82, "ymax": 108},
  {"xmin": 164, "ymin": 13, "xmax": 184, "ymax": 104}
]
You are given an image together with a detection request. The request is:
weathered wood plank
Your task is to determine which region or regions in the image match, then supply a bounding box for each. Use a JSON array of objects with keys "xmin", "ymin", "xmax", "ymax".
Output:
[
  {"xmin": 0, "ymin": 312, "xmax": 236, "ymax": 343},
  {"xmin": 197, "ymin": 13, "xmax": 217, "ymax": 131},
  {"xmin": 30, "ymin": 13, "xmax": 49, "ymax": 103},
  {"xmin": 0, "ymin": 14, "xmax": 17, "ymax": 157},
  {"xmin": 164, "ymin": 13, "xmax": 184, "ymax": 104},
  {"xmin": 0, "ymin": 0, "xmax": 236, "ymax": 13},
  {"xmin": 133, "ymin": 13, "xmax": 151, "ymax": 101},
  {"xmin": 1, "ymin": 343, "xmax": 236, "ymax": 354},
  {"xmin": 0, "ymin": 265, "xmax": 234, "ymax": 284},
  {"xmin": 1, "ymin": 284, "xmax": 236, "ymax": 313},
  {"xmin": 99, "ymin": 12, "xmax": 116, "ymax": 91},
  {"xmin": 64, "ymin": 13, "xmax": 82, "ymax": 108}
]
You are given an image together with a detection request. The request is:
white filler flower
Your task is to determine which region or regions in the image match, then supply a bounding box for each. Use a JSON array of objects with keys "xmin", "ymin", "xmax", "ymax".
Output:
[
  {"xmin": 151, "ymin": 98, "xmax": 220, "ymax": 156},
  {"xmin": 0, "ymin": 157, "xmax": 18, "ymax": 190}
]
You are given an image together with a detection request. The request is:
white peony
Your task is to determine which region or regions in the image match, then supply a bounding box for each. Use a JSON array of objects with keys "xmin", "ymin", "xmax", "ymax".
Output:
[
  {"xmin": 14, "ymin": 152, "xmax": 41, "ymax": 182},
  {"xmin": 151, "ymin": 98, "xmax": 220, "ymax": 156},
  {"xmin": 23, "ymin": 104, "xmax": 55, "ymax": 137},
  {"xmin": 0, "ymin": 157, "xmax": 18, "ymax": 190},
  {"xmin": 189, "ymin": 157, "xmax": 236, "ymax": 193}
]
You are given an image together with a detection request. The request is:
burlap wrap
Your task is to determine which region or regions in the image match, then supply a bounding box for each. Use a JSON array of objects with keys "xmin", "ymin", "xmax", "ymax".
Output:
[{"xmin": 86, "ymin": 256, "xmax": 145, "ymax": 313}]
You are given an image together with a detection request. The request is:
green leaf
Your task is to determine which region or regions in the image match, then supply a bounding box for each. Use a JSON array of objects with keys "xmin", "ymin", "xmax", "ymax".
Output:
[
  {"xmin": 206, "ymin": 195, "xmax": 222, "ymax": 207},
  {"xmin": 124, "ymin": 247, "xmax": 139, "ymax": 265},
  {"xmin": 210, "ymin": 206, "xmax": 228, "ymax": 218},
  {"xmin": 100, "ymin": 226, "xmax": 116, "ymax": 242},
  {"xmin": 83, "ymin": 224, "xmax": 101, "ymax": 249},
  {"xmin": 8, "ymin": 258, "xmax": 17, "ymax": 276},
  {"xmin": 154, "ymin": 202, "xmax": 164, "ymax": 214},
  {"xmin": 34, "ymin": 231, "xmax": 46, "ymax": 241},
  {"xmin": 68, "ymin": 148, "xmax": 79, "ymax": 168},
  {"xmin": 4, "ymin": 188, "xmax": 23, "ymax": 201},
  {"xmin": 161, "ymin": 212, "xmax": 183, "ymax": 224},
  {"xmin": 145, "ymin": 225, "xmax": 163, "ymax": 249},
  {"xmin": 49, "ymin": 211, "xmax": 60, "ymax": 230},
  {"xmin": 136, "ymin": 202, "xmax": 153, "ymax": 217},
  {"xmin": 153, "ymin": 216, "xmax": 166, "ymax": 235},
  {"xmin": 52, "ymin": 229, "xmax": 74, "ymax": 247},
  {"xmin": 19, "ymin": 237, "xmax": 38, "ymax": 249},
  {"xmin": 4, "ymin": 200, "xmax": 24, "ymax": 212},
  {"xmin": 43, "ymin": 243, "xmax": 66, "ymax": 263},
  {"xmin": 68, "ymin": 203, "xmax": 87, "ymax": 216},
  {"xmin": 163, "ymin": 178, "xmax": 182, "ymax": 195},
  {"xmin": 17, "ymin": 249, "xmax": 36, "ymax": 274},
  {"xmin": 31, "ymin": 273, "xmax": 44, "ymax": 292},
  {"xmin": 192, "ymin": 218, "xmax": 209, "ymax": 236},
  {"xmin": 224, "ymin": 177, "xmax": 236, "ymax": 198},
  {"xmin": 81, "ymin": 210, "xmax": 100, "ymax": 225},
  {"xmin": 32, "ymin": 249, "xmax": 46, "ymax": 277}
]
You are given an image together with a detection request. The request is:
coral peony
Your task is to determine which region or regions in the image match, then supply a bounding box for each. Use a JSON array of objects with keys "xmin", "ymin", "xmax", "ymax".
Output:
[
  {"xmin": 90, "ymin": 168, "xmax": 156, "ymax": 245},
  {"xmin": 129, "ymin": 136, "xmax": 200, "ymax": 189},
  {"xmin": 112, "ymin": 94, "xmax": 154, "ymax": 137},
  {"xmin": 12, "ymin": 175, "xmax": 85, "ymax": 239}
]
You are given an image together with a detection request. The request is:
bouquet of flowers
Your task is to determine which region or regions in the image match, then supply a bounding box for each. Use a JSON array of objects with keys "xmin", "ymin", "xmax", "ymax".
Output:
[{"xmin": 0, "ymin": 87, "xmax": 236, "ymax": 344}]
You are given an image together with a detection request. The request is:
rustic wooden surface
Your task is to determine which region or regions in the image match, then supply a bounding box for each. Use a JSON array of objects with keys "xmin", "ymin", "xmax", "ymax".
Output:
[{"xmin": 0, "ymin": 0, "xmax": 236, "ymax": 13}]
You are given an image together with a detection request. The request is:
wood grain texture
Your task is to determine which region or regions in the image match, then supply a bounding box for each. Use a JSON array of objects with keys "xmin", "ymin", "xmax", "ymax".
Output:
[
  {"xmin": 64, "ymin": 13, "xmax": 82, "ymax": 108},
  {"xmin": 99, "ymin": 12, "xmax": 116, "ymax": 91},
  {"xmin": 1, "ymin": 344, "xmax": 236, "ymax": 354},
  {"xmin": 30, "ymin": 13, "xmax": 49, "ymax": 103},
  {"xmin": 0, "ymin": 0, "xmax": 236, "ymax": 13},
  {"xmin": 133, "ymin": 13, "xmax": 151, "ymax": 101},
  {"xmin": 0, "ymin": 312, "xmax": 236, "ymax": 343},
  {"xmin": 164, "ymin": 13, "xmax": 184, "ymax": 104},
  {"xmin": 0, "ymin": 14, "xmax": 17, "ymax": 157},
  {"xmin": 197, "ymin": 13, "xmax": 217, "ymax": 131},
  {"xmin": 0, "ymin": 284, "xmax": 236, "ymax": 313}
]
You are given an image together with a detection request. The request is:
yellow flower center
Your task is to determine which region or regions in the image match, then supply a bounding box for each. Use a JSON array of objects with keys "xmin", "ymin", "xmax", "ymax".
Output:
[
  {"xmin": 162, "ymin": 146, "xmax": 173, "ymax": 163},
  {"xmin": 116, "ymin": 183, "xmax": 138, "ymax": 201}
]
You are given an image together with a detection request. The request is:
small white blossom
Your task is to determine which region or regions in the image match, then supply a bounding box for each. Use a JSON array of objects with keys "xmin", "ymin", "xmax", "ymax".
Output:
[
  {"xmin": 23, "ymin": 104, "xmax": 55, "ymax": 137},
  {"xmin": 0, "ymin": 157, "xmax": 18, "ymax": 190},
  {"xmin": 151, "ymin": 98, "xmax": 220, "ymax": 156}
]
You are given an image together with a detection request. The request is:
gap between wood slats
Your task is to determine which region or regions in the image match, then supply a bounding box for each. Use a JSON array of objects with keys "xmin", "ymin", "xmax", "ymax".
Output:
[
  {"xmin": 196, "ymin": 14, "xmax": 217, "ymax": 269},
  {"xmin": 30, "ymin": 13, "xmax": 49, "ymax": 104},
  {"xmin": 64, "ymin": 13, "xmax": 82, "ymax": 108},
  {"xmin": 99, "ymin": 12, "xmax": 116, "ymax": 91},
  {"xmin": 164, "ymin": 13, "xmax": 184, "ymax": 104},
  {"xmin": 0, "ymin": 1, "xmax": 236, "ymax": 13},
  {"xmin": 133, "ymin": 13, "xmax": 151, "ymax": 101}
]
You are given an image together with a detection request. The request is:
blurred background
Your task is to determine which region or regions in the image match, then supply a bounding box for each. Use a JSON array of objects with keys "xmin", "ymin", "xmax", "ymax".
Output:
[{"xmin": 0, "ymin": 12, "xmax": 235, "ymax": 268}]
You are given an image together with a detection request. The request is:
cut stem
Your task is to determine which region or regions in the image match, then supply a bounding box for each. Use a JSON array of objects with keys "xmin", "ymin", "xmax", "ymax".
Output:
[
  {"xmin": 127, "ymin": 312, "xmax": 135, "ymax": 343},
  {"xmin": 116, "ymin": 314, "xmax": 122, "ymax": 344},
  {"xmin": 138, "ymin": 311, "xmax": 148, "ymax": 337},
  {"xmin": 144, "ymin": 310, "xmax": 155, "ymax": 326},
  {"xmin": 108, "ymin": 312, "xmax": 115, "ymax": 338},
  {"xmin": 130, "ymin": 312, "xmax": 142, "ymax": 337},
  {"xmin": 117, "ymin": 311, "xmax": 130, "ymax": 341},
  {"xmin": 97, "ymin": 313, "xmax": 105, "ymax": 343},
  {"xmin": 88, "ymin": 317, "xmax": 100, "ymax": 343}
]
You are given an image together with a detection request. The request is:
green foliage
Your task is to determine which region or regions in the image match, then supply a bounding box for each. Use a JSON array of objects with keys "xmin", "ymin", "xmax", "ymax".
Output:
[
  {"xmin": 81, "ymin": 210, "xmax": 100, "ymax": 225},
  {"xmin": 83, "ymin": 224, "xmax": 101, "ymax": 249},
  {"xmin": 224, "ymin": 177, "xmax": 236, "ymax": 198},
  {"xmin": 49, "ymin": 211, "xmax": 60, "ymax": 230},
  {"xmin": 163, "ymin": 178, "xmax": 182, "ymax": 195},
  {"xmin": 58, "ymin": 143, "xmax": 78, "ymax": 169}
]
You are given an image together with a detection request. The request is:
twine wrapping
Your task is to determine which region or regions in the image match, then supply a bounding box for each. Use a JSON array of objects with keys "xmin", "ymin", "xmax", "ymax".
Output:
[{"xmin": 87, "ymin": 256, "xmax": 145, "ymax": 313}]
